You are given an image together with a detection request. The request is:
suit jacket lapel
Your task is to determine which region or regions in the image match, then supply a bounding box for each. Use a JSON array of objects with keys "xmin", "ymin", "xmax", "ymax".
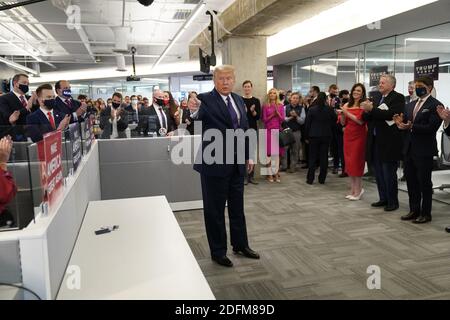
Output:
[
  {"xmin": 231, "ymin": 93, "xmax": 246, "ymax": 128},
  {"xmin": 414, "ymin": 96, "xmax": 433, "ymax": 123},
  {"xmin": 38, "ymin": 109, "xmax": 51, "ymax": 127}
]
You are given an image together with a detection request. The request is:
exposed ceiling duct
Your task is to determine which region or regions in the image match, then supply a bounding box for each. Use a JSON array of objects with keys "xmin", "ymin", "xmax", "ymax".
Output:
[
  {"xmin": 115, "ymin": 54, "xmax": 126, "ymax": 71},
  {"xmin": 112, "ymin": 27, "xmax": 130, "ymax": 53}
]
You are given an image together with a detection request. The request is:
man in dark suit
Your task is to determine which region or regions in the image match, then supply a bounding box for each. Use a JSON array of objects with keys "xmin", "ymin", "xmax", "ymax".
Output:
[
  {"xmin": 363, "ymin": 75, "xmax": 405, "ymax": 212},
  {"xmin": 304, "ymin": 92, "xmax": 337, "ymax": 185},
  {"xmin": 138, "ymin": 89, "xmax": 175, "ymax": 137},
  {"xmin": 26, "ymin": 84, "xmax": 70, "ymax": 143},
  {"xmin": 0, "ymin": 73, "xmax": 38, "ymax": 141},
  {"xmin": 54, "ymin": 80, "xmax": 87, "ymax": 123},
  {"xmin": 99, "ymin": 92, "xmax": 128, "ymax": 139},
  {"xmin": 188, "ymin": 65, "xmax": 259, "ymax": 268},
  {"xmin": 394, "ymin": 77, "xmax": 442, "ymax": 224},
  {"xmin": 437, "ymin": 104, "xmax": 450, "ymax": 232}
]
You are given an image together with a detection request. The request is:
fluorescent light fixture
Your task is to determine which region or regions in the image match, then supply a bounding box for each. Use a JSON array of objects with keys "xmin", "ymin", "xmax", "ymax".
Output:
[
  {"xmin": 28, "ymin": 60, "xmax": 200, "ymax": 84},
  {"xmin": 141, "ymin": 78, "xmax": 170, "ymax": 83},
  {"xmin": 268, "ymin": 0, "xmax": 438, "ymax": 57},
  {"xmin": 0, "ymin": 56, "xmax": 38, "ymax": 75},
  {"xmin": 319, "ymin": 58, "xmax": 417, "ymax": 63},
  {"xmin": 152, "ymin": 1, "xmax": 206, "ymax": 69},
  {"xmin": 405, "ymin": 38, "xmax": 450, "ymax": 43},
  {"xmin": 440, "ymin": 63, "xmax": 450, "ymax": 67}
]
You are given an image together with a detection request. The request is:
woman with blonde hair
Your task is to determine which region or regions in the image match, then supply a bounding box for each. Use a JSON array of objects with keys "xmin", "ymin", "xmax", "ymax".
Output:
[{"xmin": 262, "ymin": 88, "xmax": 285, "ymax": 183}]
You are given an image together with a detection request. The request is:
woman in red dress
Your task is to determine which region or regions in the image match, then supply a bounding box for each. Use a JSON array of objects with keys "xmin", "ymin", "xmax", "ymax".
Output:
[{"xmin": 340, "ymin": 83, "xmax": 368, "ymax": 200}]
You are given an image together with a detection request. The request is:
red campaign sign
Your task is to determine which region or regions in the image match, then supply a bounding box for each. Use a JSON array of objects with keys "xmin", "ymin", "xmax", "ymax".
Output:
[{"xmin": 38, "ymin": 130, "xmax": 64, "ymax": 211}]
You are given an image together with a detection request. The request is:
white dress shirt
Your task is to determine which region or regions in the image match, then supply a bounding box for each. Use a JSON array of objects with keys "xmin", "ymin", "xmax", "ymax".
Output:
[
  {"xmin": 219, "ymin": 93, "xmax": 241, "ymax": 122},
  {"xmin": 412, "ymin": 94, "xmax": 431, "ymax": 121},
  {"xmin": 13, "ymin": 90, "xmax": 27, "ymax": 106},
  {"xmin": 39, "ymin": 107, "xmax": 55, "ymax": 125},
  {"xmin": 152, "ymin": 104, "xmax": 168, "ymax": 129}
]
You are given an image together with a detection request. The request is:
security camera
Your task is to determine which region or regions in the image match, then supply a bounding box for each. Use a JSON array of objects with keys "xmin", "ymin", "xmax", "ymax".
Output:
[
  {"xmin": 131, "ymin": 47, "xmax": 137, "ymax": 54},
  {"xmin": 137, "ymin": 0, "xmax": 154, "ymax": 6}
]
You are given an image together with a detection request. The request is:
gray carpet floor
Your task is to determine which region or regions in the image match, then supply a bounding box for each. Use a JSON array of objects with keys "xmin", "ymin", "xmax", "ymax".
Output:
[{"xmin": 175, "ymin": 168, "xmax": 450, "ymax": 300}]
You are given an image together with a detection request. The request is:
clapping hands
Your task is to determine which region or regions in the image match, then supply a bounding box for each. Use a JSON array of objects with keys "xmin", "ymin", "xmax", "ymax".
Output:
[
  {"xmin": 393, "ymin": 113, "xmax": 412, "ymax": 130},
  {"xmin": 437, "ymin": 105, "xmax": 450, "ymax": 123}
]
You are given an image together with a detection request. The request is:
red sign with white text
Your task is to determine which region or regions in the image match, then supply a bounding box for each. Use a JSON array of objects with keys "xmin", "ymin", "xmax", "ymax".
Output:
[{"xmin": 39, "ymin": 130, "xmax": 64, "ymax": 211}]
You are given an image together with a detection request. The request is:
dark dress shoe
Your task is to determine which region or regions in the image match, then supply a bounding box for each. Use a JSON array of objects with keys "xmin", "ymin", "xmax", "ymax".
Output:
[
  {"xmin": 384, "ymin": 204, "xmax": 399, "ymax": 212},
  {"xmin": 445, "ymin": 226, "xmax": 450, "ymax": 233},
  {"xmin": 339, "ymin": 173, "xmax": 348, "ymax": 178},
  {"xmin": 248, "ymin": 178, "xmax": 259, "ymax": 185},
  {"xmin": 306, "ymin": 181, "xmax": 313, "ymax": 185},
  {"xmin": 244, "ymin": 180, "xmax": 249, "ymax": 186},
  {"xmin": 401, "ymin": 212, "xmax": 419, "ymax": 221},
  {"xmin": 412, "ymin": 216, "xmax": 432, "ymax": 224},
  {"xmin": 319, "ymin": 181, "xmax": 325, "ymax": 185},
  {"xmin": 332, "ymin": 168, "xmax": 338, "ymax": 174},
  {"xmin": 301, "ymin": 165, "xmax": 309, "ymax": 169},
  {"xmin": 371, "ymin": 201, "xmax": 387, "ymax": 207},
  {"xmin": 212, "ymin": 256, "xmax": 233, "ymax": 267},
  {"xmin": 233, "ymin": 247, "xmax": 260, "ymax": 259}
]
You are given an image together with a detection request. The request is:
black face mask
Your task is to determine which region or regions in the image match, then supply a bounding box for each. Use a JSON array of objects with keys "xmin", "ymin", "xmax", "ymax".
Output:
[
  {"xmin": 112, "ymin": 102, "xmax": 121, "ymax": 109},
  {"xmin": 19, "ymin": 84, "xmax": 29, "ymax": 94},
  {"xmin": 415, "ymin": 87, "xmax": 428, "ymax": 98},
  {"xmin": 155, "ymin": 98, "xmax": 165, "ymax": 107},
  {"xmin": 43, "ymin": 99, "xmax": 55, "ymax": 110}
]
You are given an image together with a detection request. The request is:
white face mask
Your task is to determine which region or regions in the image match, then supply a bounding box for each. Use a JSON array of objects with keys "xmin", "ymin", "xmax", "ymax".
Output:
[{"xmin": 131, "ymin": 99, "xmax": 138, "ymax": 105}]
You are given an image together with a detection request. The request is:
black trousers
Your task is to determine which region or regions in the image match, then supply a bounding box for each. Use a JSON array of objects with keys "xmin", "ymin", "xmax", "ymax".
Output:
[
  {"xmin": 333, "ymin": 131, "xmax": 345, "ymax": 170},
  {"xmin": 200, "ymin": 167, "xmax": 249, "ymax": 258},
  {"xmin": 372, "ymin": 139, "xmax": 399, "ymax": 207},
  {"xmin": 307, "ymin": 137, "xmax": 331, "ymax": 183},
  {"xmin": 404, "ymin": 154, "xmax": 434, "ymax": 217}
]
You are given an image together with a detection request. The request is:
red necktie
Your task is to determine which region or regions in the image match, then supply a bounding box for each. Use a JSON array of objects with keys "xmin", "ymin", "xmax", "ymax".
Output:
[
  {"xmin": 20, "ymin": 95, "xmax": 27, "ymax": 108},
  {"xmin": 48, "ymin": 112, "xmax": 56, "ymax": 129},
  {"xmin": 65, "ymin": 99, "xmax": 72, "ymax": 110}
]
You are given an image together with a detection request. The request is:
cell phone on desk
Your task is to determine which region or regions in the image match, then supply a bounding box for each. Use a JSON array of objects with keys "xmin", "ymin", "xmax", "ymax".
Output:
[{"xmin": 95, "ymin": 228, "xmax": 110, "ymax": 235}]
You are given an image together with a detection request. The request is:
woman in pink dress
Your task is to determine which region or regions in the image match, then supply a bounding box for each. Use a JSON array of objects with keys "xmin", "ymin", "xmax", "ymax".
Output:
[
  {"xmin": 262, "ymin": 88, "xmax": 285, "ymax": 183},
  {"xmin": 340, "ymin": 83, "xmax": 368, "ymax": 201}
]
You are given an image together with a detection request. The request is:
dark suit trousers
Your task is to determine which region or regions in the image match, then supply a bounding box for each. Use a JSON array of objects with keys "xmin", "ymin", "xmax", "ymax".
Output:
[
  {"xmin": 372, "ymin": 137, "xmax": 399, "ymax": 206},
  {"xmin": 307, "ymin": 137, "xmax": 330, "ymax": 183},
  {"xmin": 333, "ymin": 130, "xmax": 345, "ymax": 170},
  {"xmin": 200, "ymin": 166, "xmax": 249, "ymax": 258},
  {"xmin": 404, "ymin": 154, "xmax": 434, "ymax": 217}
]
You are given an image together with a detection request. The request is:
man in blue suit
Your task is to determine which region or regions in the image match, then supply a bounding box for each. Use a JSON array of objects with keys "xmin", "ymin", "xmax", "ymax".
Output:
[
  {"xmin": 394, "ymin": 76, "xmax": 442, "ymax": 224},
  {"xmin": 188, "ymin": 65, "xmax": 259, "ymax": 267},
  {"xmin": 54, "ymin": 80, "xmax": 87, "ymax": 123},
  {"xmin": 437, "ymin": 103, "xmax": 450, "ymax": 232},
  {"xmin": 26, "ymin": 84, "xmax": 70, "ymax": 143}
]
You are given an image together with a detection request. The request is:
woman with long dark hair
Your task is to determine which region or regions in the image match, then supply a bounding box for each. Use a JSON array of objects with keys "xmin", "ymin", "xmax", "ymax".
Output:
[
  {"xmin": 164, "ymin": 91, "xmax": 179, "ymax": 128},
  {"xmin": 304, "ymin": 92, "xmax": 337, "ymax": 184},
  {"xmin": 340, "ymin": 83, "xmax": 368, "ymax": 200}
]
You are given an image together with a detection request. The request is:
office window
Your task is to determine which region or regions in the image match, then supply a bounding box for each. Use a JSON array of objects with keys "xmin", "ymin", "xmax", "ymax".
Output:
[
  {"xmin": 363, "ymin": 37, "xmax": 396, "ymax": 91},
  {"xmin": 395, "ymin": 23, "xmax": 450, "ymax": 106},
  {"xmin": 311, "ymin": 51, "xmax": 338, "ymax": 93},
  {"xmin": 292, "ymin": 58, "xmax": 312, "ymax": 96},
  {"xmin": 336, "ymin": 44, "xmax": 365, "ymax": 91}
]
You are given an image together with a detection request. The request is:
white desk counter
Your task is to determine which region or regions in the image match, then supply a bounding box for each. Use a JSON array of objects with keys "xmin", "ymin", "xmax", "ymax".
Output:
[{"xmin": 57, "ymin": 196, "xmax": 214, "ymax": 300}]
